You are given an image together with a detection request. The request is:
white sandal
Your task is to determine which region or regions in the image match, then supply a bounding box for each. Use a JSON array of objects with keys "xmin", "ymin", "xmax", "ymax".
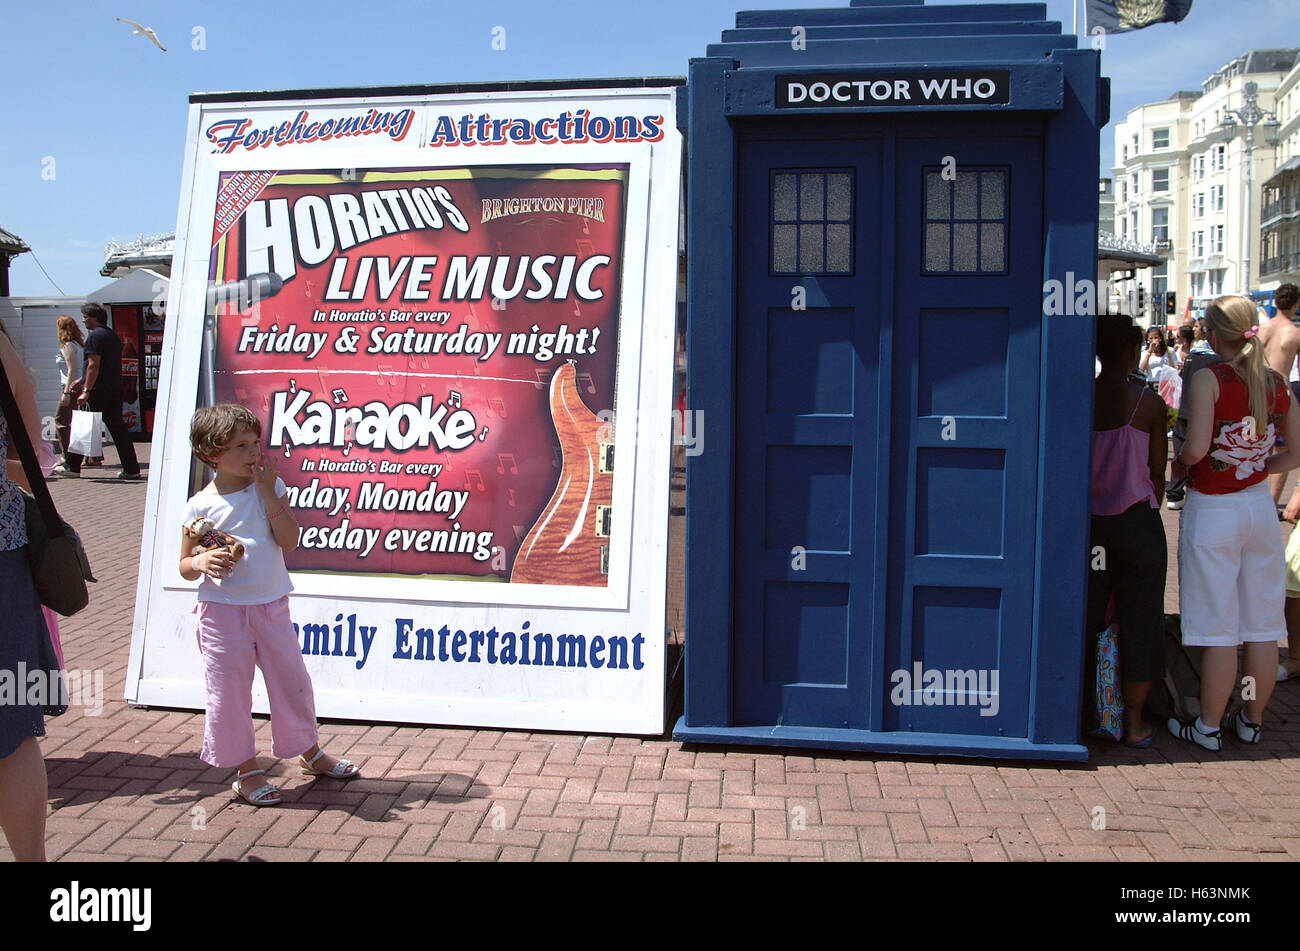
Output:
[
  {"xmin": 231, "ymin": 768, "xmax": 282, "ymax": 806},
  {"xmin": 299, "ymin": 749, "xmax": 360, "ymax": 780}
]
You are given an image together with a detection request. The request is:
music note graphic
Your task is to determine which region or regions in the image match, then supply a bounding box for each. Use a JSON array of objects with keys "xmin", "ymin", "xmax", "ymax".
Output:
[
  {"xmin": 577, "ymin": 371, "xmax": 596, "ymax": 394},
  {"xmin": 377, "ymin": 364, "xmax": 398, "ymax": 388},
  {"xmin": 479, "ymin": 426, "xmax": 489, "ymax": 441},
  {"xmin": 449, "ymin": 391, "xmax": 462, "ymax": 407},
  {"xmin": 465, "ymin": 469, "xmax": 485, "ymax": 491},
  {"xmin": 581, "ymin": 217, "xmax": 590, "ymax": 235},
  {"xmin": 331, "ymin": 388, "xmax": 347, "ymax": 404},
  {"xmin": 508, "ymin": 488, "xmax": 517, "ymax": 507},
  {"xmin": 488, "ymin": 397, "xmax": 507, "ymax": 418},
  {"xmin": 496, "ymin": 452, "xmax": 517, "ymax": 475},
  {"xmin": 289, "ymin": 379, "xmax": 297, "ymax": 393}
]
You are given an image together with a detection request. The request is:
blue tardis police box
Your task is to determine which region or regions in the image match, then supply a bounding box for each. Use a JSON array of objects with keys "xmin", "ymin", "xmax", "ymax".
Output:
[{"xmin": 676, "ymin": 1, "xmax": 1109, "ymax": 761}]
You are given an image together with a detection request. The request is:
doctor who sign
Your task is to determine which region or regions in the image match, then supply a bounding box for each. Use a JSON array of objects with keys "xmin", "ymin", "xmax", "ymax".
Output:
[
  {"xmin": 777, "ymin": 70, "xmax": 1011, "ymax": 107},
  {"xmin": 126, "ymin": 83, "xmax": 682, "ymax": 734}
]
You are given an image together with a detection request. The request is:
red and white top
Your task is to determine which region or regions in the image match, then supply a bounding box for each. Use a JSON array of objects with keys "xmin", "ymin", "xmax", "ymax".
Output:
[{"xmin": 1189, "ymin": 364, "xmax": 1289, "ymax": 495}]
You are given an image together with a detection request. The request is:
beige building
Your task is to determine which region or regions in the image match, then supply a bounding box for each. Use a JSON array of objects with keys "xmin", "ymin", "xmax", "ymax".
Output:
[
  {"xmin": 1261, "ymin": 57, "xmax": 1300, "ymax": 290},
  {"xmin": 1112, "ymin": 48, "xmax": 1298, "ymax": 323}
]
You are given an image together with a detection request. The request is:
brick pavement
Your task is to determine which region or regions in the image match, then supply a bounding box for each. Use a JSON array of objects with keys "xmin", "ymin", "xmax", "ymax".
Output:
[{"xmin": 5, "ymin": 441, "xmax": 1300, "ymax": 862}]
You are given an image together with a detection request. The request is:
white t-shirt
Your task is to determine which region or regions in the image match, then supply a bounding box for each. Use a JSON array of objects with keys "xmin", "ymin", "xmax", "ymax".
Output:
[
  {"xmin": 181, "ymin": 478, "xmax": 292, "ymax": 604},
  {"xmin": 1144, "ymin": 349, "xmax": 1179, "ymax": 380}
]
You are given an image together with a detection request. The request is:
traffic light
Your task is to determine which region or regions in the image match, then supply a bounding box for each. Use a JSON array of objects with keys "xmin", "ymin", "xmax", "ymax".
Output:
[
  {"xmin": 1137, "ymin": 285, "xmax": 1146, "ymax": 316},
  {"xmin": 1165, "ymin": 291, "xmax": 1176, "ymax": 317}
]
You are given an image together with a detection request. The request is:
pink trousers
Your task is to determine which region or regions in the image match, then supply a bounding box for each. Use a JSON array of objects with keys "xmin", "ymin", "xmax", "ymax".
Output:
[{"xmin": 196, "ymin": 596, "xmax": 318, "ymax": 768}]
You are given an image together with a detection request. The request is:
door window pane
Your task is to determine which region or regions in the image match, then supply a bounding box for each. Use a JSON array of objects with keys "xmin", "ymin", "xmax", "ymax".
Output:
[
  {"xmin": 773, "ymin": 174, "xmax": 798, "ymax": 221},
  {"xmin": 771, "ymin": 169, "xmax": 854, "ymax": 274},
  {"xmin": 924, "ymin": 167, "xmax": 1009, "ymax": 275}
]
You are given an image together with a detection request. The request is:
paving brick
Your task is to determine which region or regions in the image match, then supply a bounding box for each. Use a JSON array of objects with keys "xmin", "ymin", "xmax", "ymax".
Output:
[
  {"xmin": 719, "ymin": 822, "xmax": 753, "ymax": 856},
  {"xmin": 537, "ymin": 832, "xmax": 578, "ymax": 861},
  {"xmin": 858, "ymin": 825, "xmax": 899, "ymax": 858}
]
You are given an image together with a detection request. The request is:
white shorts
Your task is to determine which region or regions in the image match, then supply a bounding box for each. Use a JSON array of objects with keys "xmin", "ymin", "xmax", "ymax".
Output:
[{"xmin": 1179, "ymin": 482, "xmax": 1287, "ymax": 647}]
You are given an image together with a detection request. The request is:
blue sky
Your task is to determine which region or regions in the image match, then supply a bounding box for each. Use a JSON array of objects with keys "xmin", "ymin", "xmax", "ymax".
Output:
[{"xmin": 1, "ymin": 0, "xmax": 1295, "ymax": 296}]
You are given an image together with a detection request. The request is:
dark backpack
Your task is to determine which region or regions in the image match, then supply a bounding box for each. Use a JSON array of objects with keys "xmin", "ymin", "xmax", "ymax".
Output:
[{"xmin": 1149, "ymin": 614, "xmax": 1203, "ymax": 722}]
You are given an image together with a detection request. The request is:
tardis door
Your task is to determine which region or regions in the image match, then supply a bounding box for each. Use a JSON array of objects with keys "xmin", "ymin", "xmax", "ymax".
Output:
[
  {"xmin": 733, "ymin": 133, "xmax": 884, "ymax": 728},
  {"xmin": 883, "ymin": 119, "xmax": 1045, "ymax": 737}
]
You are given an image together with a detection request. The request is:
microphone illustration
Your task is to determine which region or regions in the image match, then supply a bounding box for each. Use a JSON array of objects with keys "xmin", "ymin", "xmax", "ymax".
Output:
[
  {"xmin": 206, "ymin": 271, "xmax": 284, "ymax": 315},
  {"xmin": 199, "ymin": 272, "xmax": 286, "ymax": 407}
]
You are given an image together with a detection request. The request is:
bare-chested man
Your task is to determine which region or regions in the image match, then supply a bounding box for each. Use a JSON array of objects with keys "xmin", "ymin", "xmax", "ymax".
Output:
[{"xmin": 1258, "ymin": 283, "xmax": 1300, "ymax": 504}]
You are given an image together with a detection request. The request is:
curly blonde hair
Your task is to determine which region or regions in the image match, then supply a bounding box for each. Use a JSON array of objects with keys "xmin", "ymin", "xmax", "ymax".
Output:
[{"xmin": 190, "ymin": 404, "xmax": 262, "ymax": 466}]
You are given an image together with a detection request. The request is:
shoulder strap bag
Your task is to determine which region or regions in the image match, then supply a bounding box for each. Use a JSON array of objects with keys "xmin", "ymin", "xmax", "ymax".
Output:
[{"xmin": 0, "ymin": 351, "xmax": 96, "ymax": 617}]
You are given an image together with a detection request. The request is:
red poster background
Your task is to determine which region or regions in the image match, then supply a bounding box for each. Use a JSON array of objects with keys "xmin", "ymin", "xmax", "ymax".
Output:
[{"xmin": 203, "ymin": 166, "xmax": 626, "ymax": 582}]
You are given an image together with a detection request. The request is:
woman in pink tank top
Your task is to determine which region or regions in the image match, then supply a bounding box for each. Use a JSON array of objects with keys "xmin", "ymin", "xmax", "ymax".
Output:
[
  {"xmin": 1087, "ymin": 315, "xmax": 1168, "ymax": 748},
  {"xmin": 1171, "ymin": 295, "xmax": 1300, "ymax": 751}
]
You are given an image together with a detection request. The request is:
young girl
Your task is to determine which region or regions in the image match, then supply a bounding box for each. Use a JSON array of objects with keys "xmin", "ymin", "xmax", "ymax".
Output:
[
  {"xmin": 1172, "ymin": 295, "xmax": 1300, "ymax": 750},
  {"xmin": 1141, "ymin": 325, "xmax": 1180, "ymax": 380},
  {"xmin": 180, "ymin": 404, "xmax": 359, "ymax": 805}
]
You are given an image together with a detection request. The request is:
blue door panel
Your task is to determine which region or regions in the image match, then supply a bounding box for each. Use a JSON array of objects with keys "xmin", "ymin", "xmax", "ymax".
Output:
[
  {"xmin": 734, "ymin": 136, "xmax": 882, "ymax": 729},
  {"xmin": 884, "ymin": 122, "xmax": 1044, "ymax": 738}
]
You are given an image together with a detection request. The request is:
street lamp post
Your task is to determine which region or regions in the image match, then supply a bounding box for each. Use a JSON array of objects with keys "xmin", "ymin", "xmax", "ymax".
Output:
[{"xmin": 1220, "ymin": 81, "xmax": 1281, "ymax": 294}]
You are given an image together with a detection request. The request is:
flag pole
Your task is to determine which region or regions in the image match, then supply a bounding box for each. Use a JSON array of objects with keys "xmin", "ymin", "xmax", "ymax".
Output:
[{"xmin": 1074, "ymin": 0, "xmax": 1079, "ymax": 36}]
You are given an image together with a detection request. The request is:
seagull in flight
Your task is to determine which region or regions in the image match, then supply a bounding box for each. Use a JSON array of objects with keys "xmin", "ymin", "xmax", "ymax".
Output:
[{"xmin": 115, "ymin": 17, "xmax": 167, "ymax": 51}]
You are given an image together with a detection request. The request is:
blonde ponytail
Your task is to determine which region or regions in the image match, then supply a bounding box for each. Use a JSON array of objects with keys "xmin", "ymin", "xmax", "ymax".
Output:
[{"xmin": 1204, "ymin": 295, "xmax": 1275, "ymax": 435}]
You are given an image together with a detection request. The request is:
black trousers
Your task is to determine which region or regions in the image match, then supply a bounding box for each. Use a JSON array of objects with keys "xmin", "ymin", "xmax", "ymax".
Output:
[
  {"xmin": 64, "ymin": 389, "xmax": 140, "ymax": 475},
  {"xmin": 1086, "ymin": 501, "xmax": 1167, "ymax": 684},
  {"xmin": 1166, "ymin": 416, "xmax": 1188, "ymax": 502}
]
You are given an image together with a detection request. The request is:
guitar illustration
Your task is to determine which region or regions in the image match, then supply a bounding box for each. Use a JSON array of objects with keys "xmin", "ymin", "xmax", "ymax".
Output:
[{"xmin": 510, "ymin": 361, "xmax": 614, "ymax": 586}]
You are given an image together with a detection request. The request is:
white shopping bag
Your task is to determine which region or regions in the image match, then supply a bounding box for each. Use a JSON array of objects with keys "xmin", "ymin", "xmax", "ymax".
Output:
[{"xmin": 68, "ymin": 409, "xmax": 103, "ymax": 457}]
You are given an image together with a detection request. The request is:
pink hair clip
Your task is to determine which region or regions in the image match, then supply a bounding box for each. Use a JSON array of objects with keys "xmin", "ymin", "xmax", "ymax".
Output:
[{"xmin": 1244, "ymin": 326, "xmax": 1259, "ymax": 339}]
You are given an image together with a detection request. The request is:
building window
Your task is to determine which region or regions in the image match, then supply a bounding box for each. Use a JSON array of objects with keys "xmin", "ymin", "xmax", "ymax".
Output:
[
  {"xmin": 1130, "ymin": 172, "xmax": 1139, "ymax": 195},
  {"xmin": 1212, "ymin": 224, "xmax": 1225, "ymax": 254},
  {"xmin": 1152, "ymin": 168, "xmax": 1170, "ymax": 192},
  {"xmin": 1212, "ymin": 144, "xmax": 1226, "ymax": 172},
  {"xmin": 1209, "ymin": 269, "xmax": 1226, "ymax": 295},
  {"xmin": 1193, "ymin": 192, "xmax": 1205, "ymax": 218},
  {"xmin": 1118, "ymin": 180, "xmax": 1127, "ymax": 203},
  {"xmin": 922, "ymin": 167, "xmax": 1009, "ymax": 274},
  {"xmin": 1130, "ymin": 210, "xmax": 1138, "ymax": 238},
  {"xmin": 1152, "ymin": 207, "xmax": 1169, "ymax": 244},
  {"xmin": 1194, "ymin": 155, "xmax": 1206, "ymax": 180},
  {"xmin": 1153, "ymin": 128, "xmax": 1170, "ymax": 149},
  {"xmin": 1192, "ymin": 231, "xmax": 1205, "ymax": 257},
  {"xmin": 1191, "ymin": 272, "xmax": 1206, "ymax": 296},
  {"xmin": 1152, "ymin": 261, "xmax": 1169, "ymax": 297},
  {"xmin": 771, "ymin": 169, "xmax": 854, "ymax": 274},
  {"xmin": 1212, "ymin": 184, "xmax": 1225, "ymax": 212}
]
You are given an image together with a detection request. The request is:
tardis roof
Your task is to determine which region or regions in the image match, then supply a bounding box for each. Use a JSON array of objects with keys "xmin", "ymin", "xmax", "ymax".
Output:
[{"xmin": 707, "ymin": 1, "xmax": 1074, "ymax": 66}]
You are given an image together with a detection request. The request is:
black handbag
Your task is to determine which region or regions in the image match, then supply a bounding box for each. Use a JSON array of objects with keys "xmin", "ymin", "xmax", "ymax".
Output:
[{"xmin": 0, "ymin": 351, "xmax": 97, "ymax": 616}]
